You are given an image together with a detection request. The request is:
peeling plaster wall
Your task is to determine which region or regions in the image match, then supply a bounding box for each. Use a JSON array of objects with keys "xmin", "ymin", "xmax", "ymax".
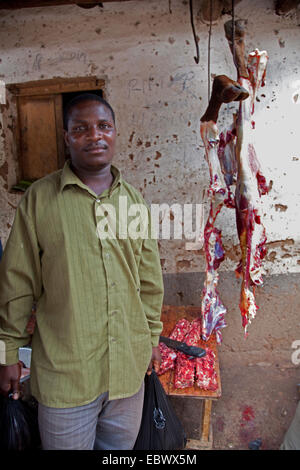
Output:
[{"xmin": 0, "ymin": 0, "xmax": 300, "ymax": 278}]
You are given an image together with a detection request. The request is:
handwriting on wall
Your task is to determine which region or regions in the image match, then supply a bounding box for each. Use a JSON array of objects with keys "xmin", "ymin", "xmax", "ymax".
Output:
[
  {"xmin": 124, "ymin": 69, "xmax": 202, "ymax": 136},
  {"xmin": 127, "ymin": 70, "xmax": 198, "ymax": 99},
  {"xmin": 32, "ymin": 51, "xmax": 87, "ymax": 71}
]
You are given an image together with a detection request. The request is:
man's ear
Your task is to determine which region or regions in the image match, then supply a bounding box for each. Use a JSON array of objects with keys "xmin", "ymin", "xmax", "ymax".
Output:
[{"xmin": 63, "ymin": 129, "xmax": 70, "ymax": 147}]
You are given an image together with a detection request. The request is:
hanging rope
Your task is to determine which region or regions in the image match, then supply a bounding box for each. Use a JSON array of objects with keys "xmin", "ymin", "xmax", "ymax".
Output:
[
  {"xmin": 189, "ymin": 0, "xmax": 200, "ymax": 64},
  {"xmin": 207, "ymin": 0, "xmax": 213, "ymax": 100}
]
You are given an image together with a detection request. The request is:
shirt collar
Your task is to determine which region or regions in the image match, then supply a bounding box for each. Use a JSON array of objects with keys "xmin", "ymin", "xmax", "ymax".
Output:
[{"xmin": 59, "ymin": 159, "xmax": 122, "ymax": 196}]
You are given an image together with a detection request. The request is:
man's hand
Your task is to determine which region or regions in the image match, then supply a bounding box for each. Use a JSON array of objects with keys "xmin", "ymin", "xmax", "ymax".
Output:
[
  {"xmin": 0, "ymin": 362, "xmax": 21, "ymax": 399},
  {"xmin": 147, "ymin": 346, "xmax": 161, "ymax": 375}
]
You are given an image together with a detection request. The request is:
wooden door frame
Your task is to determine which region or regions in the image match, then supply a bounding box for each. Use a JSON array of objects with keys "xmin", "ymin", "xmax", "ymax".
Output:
[{"xmin": 7, "ymin": 76, "xmax": 105, "ymax": 97}]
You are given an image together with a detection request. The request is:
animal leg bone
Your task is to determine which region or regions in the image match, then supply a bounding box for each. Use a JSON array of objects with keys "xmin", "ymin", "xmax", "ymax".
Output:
[
  {"xmin": 201, "ymin": 74, "xmax": 249, "ymax": 123},
  {"xmin": 224, "ymin": 19, "xmax": 249, "ymax": 79}
]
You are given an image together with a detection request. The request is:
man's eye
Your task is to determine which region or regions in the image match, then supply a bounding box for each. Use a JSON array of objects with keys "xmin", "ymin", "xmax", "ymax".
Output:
[
  {"xmin": 99, "ymin": 123, "xmax": 111, "ymax": 129},
  {"xmin": 73, "ymin": 126, "xmax": 86, "ymax": 132}
]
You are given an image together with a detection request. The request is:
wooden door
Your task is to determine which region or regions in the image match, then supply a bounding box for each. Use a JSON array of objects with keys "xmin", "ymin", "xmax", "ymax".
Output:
[{"xmin": 18, "ymin": 94, "xmax": 64, "ymax": 180}]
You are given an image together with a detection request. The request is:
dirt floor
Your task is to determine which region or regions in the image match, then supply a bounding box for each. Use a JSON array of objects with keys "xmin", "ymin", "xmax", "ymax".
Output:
[{"xmin": 213, "ymin": 364, "xmax": 300, "ymax": 449}]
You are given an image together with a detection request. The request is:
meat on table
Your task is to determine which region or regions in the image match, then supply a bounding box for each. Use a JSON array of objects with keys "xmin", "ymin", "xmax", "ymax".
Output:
[{"xmin": 158, "ymin": 317, "xmax": 218, "ymax": 392}]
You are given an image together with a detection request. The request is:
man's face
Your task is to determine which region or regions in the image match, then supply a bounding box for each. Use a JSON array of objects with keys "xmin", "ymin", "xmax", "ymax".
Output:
[{"xmin": 64, "ymin": 100, "xmax": 116, "ymax": 172}]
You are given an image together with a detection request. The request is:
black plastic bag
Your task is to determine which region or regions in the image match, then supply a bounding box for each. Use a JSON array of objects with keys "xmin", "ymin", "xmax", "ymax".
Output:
[
  {"xmin": 0, "ymin": 395, "xmax": 41, "ymax": 450},
  {"xmin": 134, "ymin": 371, "xmax": 187, "ymax": 450}
]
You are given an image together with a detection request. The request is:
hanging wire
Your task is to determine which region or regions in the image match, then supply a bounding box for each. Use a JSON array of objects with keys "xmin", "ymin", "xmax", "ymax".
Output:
[
  {"xmin": 189, "ymin": 0, "xmax": 200, "ymax": 64},
  {"xmin": 207, "ymin": 0, "xmax": 213, "ymax": 100}
]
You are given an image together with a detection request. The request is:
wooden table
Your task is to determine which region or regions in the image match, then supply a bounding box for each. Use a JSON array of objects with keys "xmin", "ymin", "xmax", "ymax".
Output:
[{"xmin": 159, "ymin": 305, "xmax": 222, "ymax": 450}]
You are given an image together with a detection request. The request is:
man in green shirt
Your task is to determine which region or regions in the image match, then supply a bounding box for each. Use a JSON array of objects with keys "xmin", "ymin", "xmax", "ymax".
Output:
[{"xmin": 0, "ymin": 94, "xmax": 164, "ymax": 449}]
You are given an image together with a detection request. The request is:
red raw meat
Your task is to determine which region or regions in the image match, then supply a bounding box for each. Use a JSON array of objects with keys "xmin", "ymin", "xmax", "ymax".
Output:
[
  {"xmin": 200, "ymin": 75, "xmax": 249, "ymax": 343},
  {"xmin": 234, "ymin": 49, "xmax": 270, "ymax": 333},
  {"xmin": 201, "ymin": 211, "xmax": 227, "ymax": 344},
  {"xmin": 199, "ymin": 120, "xmax": 228, "ymax": 344},
  {"xmin": 157, "ymin": 318, "xmax": 192, "ymax": 376},
  {"xmin": 184, "ymin": 318, "xmax": 202, "ymax": 346},
  {"xmin": 174, "ymin": 318, "xmax": 201, "ymax": 389},
  {"xmin": 195, "ymin": 347, "xmax": 218, "ymax": 391},
  {"xmin": 158, "ymin": 342, "xmax": 177, "ymax": 375},
  {"xmin": 218, "ymin": 126, "xmax": 237, "ymax": 189},
  {"xmin": 218, "ymin": 122, "xmax": 237, "ymax": 209},
  {"xmin": 169, "ymin": 318, "xmax": 192, "ymax": 341},
  {"xmin": 174, "ymin": 352, "xmax": 195, "ymax": 389},
  {"xmin": 223, "ymin": 20, "xmax": 270, "ymax": 334}
]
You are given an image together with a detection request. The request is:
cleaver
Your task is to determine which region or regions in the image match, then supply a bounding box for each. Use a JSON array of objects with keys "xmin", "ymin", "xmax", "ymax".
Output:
[{"xmin": 159, "ymin": 336, "xmax": 206, "ymax": 358}]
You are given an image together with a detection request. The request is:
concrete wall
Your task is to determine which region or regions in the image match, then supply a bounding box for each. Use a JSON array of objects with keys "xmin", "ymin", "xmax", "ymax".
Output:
[{"xmin": 0, "ymin": 0, "xmax": 299, "ymax": 448}]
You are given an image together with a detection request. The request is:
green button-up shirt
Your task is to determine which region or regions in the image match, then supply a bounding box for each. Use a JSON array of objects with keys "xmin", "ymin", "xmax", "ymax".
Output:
[{"xmin": 0, "ymin": 161, "xmax": 164, "ymax": 407}]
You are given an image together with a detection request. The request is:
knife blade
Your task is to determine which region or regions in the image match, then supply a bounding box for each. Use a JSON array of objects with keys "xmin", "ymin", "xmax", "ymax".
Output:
[{"xmin": 159, "ymin": 336, "xmax": 206, "ymax": 358}]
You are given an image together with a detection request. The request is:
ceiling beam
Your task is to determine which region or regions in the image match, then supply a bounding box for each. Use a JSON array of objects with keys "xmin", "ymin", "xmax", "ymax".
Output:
[{"xmin": 0, "ymin": 0, "xmax": 138, "ymax": 10}]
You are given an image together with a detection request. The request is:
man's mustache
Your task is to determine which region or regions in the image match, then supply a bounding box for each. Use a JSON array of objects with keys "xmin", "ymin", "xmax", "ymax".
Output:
[{"xmin": 84, "ymin": 142, "xmax": 109, "ymax": 151}]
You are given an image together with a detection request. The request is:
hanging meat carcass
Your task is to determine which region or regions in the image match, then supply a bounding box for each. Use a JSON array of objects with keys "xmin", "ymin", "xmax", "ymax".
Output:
[
  {"xmin": 200, "ymin": 75, "xmax": 249, "ymax": 342},
  {"xmin": 217, "ymin": 112, "xmax": 238, "ymax": 206},
  {"xmin": 224, "ymin": 20, "xmax": 271, "ymax": 333}
]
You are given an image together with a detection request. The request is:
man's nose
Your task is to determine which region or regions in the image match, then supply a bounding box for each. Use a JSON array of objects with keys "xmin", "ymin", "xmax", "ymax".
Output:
[{"xmin": 86, "ymin": 125, "xmax": 103, "ymax": 140}]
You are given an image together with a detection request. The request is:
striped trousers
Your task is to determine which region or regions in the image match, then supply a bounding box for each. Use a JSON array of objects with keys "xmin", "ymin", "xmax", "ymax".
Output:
[{"xmin": 38, "ymin": 382, "xmax": 144, "ymax": 450}]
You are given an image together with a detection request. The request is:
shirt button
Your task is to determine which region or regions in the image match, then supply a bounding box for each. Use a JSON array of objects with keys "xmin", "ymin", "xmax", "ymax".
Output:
[
  {"xmin": 105, "ymin": 253, "xmax": 111, "ymax": 259},
  {"xmin": 111, "ymin": 282, "xmax": 116, "ymax": 287},
  {"xmin": 111, "ymin": 337, "xmax": 116, "ymax": 342},
  {"xmin": 111, "ymin": 310, "xmax": 117, "ymax": 316},
  {"xmin": 96, "ymin": 198, "xmax": 101, "ymax": 203}
]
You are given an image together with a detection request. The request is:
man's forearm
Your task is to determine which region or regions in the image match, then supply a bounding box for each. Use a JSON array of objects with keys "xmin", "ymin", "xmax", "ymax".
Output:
[{"xmin": 0, "ymin": 201, "xmax": 41, "ymax": 365}]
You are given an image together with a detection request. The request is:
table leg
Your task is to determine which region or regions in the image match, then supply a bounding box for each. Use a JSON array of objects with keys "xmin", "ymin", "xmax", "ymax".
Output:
[
  {"xmin": 186, "ymin": 399, "xmax": 213, "ymax": 450},
  {"xmin": 201, "ymin": 399, "xmax": 212, "ymax": 442}
]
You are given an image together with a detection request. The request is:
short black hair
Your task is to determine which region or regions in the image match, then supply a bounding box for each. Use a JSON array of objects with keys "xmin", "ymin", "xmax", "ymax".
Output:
[{"xmin": 63, "ymin": 93, "xmax": 115, "ymax": 130}]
